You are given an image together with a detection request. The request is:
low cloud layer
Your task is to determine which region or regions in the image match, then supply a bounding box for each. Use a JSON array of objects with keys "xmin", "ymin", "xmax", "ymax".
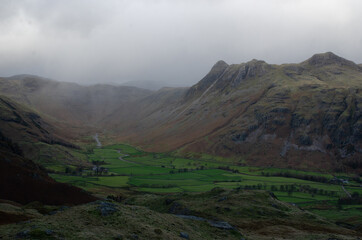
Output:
[{"xmin": 1, "ymin": 0, "xmax": 361, "ymax": 86}]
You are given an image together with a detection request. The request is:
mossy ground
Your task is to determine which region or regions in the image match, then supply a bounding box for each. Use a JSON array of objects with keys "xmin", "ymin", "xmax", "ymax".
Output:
[{"xmin": 0, "ymin": 189, "xmax": 360, "ymax": 240}]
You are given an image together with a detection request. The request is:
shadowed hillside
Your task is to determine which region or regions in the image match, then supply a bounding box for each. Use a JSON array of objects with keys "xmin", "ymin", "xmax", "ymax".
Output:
[{"xmin": 0, "ymin": 95, "xmax": 96, "ymax": 204}]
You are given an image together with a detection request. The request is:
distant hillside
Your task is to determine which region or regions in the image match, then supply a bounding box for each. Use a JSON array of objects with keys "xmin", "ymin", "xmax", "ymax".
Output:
[
  {"xmin": 0, "ymin": 75, "xmax": 152, "ymax": 126},
  {"xmin": 0, "ymin": 95, "xmax": 75, "ymax": 146},
  {"xmin": 121, "ymin": 79, "xmax": 183, "ymax": 90}
]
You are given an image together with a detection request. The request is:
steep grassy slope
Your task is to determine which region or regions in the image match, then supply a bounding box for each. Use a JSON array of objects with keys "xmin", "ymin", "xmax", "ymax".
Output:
[
  {"xmin": 0, "ymin": 96, "xmax": 97, "ymax": 224},
  {"xmin": 0, "ymin": 95, "xmax": 90, "ymax": 168},
  {"xmin": 0, "ymin": 95, "xmax": 75, "ymax": 146}
]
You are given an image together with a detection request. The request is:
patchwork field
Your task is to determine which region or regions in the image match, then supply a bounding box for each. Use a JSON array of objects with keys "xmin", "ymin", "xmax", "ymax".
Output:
[{"xmin": 51, "ymin": 143, "xmax": 362, "ymax": 227}]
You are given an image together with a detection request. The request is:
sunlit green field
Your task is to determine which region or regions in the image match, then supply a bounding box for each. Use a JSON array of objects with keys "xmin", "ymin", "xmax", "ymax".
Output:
[
  {"xmin": 51, "ymin": 143, "xmax": 362, "ymax": 225},
  {"xmin": 51, "ymin": 143, "xmax": 361, "ymax": 196}
]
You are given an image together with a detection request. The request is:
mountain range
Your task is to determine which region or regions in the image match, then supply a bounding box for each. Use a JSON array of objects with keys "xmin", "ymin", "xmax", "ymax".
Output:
[
  {"xmin": 0, "ymin": 52, "xmax": 361, "ymax": 174},
  {"xmin": 110, "ymin": 52, "xmax": 361, "ymax": 172}
]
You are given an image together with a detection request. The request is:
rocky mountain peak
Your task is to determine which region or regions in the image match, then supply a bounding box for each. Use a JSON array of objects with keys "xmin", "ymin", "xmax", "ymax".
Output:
[
  {"xmin": 210, "ymin": 60, "xmax": 229, "ymax": 72},
  {"xmin": 184, "ymin": 60, "xmax": 229, "ymax": 99},
  {"xmin": 247, "ymin": 59, "xmax": 266, "ymax": 64},
  {"xmin": 243, "ymin": 59, "xmax": 269, "ymax": 75},
  {"xmin": 303, "ymin": 52, "xmax": 357, "ymax": 68},
  {"xmin": 227, "ymin": 59, "xmax": 270, "ymax": 83}
]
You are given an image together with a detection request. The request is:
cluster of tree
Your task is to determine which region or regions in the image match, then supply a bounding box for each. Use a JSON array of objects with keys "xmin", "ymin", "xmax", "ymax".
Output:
[
  {"xmin": 61, "ymin": 162, "xmax": 109, "ymax": 176},
  {"xmin": 107, "ymin": 194, "xmax": 123, "ymax": 202},
  {"xmin": 351, "ymin": 176, "xmax": 361, "ymax": 184},
  {"xmin": 139, "ymin": 183, "xmax": 177, "ymax": 188},
  {"xmin": 63, "ymin": 166, "xmax": 85, "ymax": 175},
  {"xmin": 239, "ymin": 183, "xmax": 338, "ymax": 197},
  {"xmin": 342, "ymin": 159, "xmax": 362, "ymax": 169},
  {"xmin": 93, "ymin": 166, "xmax": 108, "ymax": 175},
  {"xmin": 214, "ymin": 179, "xmax": 241, "ymax": 183},
  {"xmin": 217, "ymin": 166, "xmax": 239, "ymax": 173},
  {"xmin": 261, "ymin": 171, "xmax": 328, "ymax": 183},
  {"xmin": 296, "ymin": 184, "xmax": 337, "ymax": 197},
  {"xmin": 65, "ymin": 166, "xmax": 75, "ymax": 174},
  {"xmin": 92, "ymin": 160, "xmax": 106, "ymax": 165},
  {"xmin": 91, "ymin": 160, "xmax": 108, "ymax": 175},
  {"xmin": 169, "ymin": 168, "xmax": 190, "ymax": 174},
  {"xmin": 195, "ymin": 166, "xmax": 205, "ymax": 170},
  {"xmin": 338, "ymin": 192, "xmax": 362, "ymax": 205},
  {"xmin": 168, "ymin": 166, "xmax": 211, "ymax": 174},
  {"xmin": 238, "ymin": 184, "xmax": 266, "ymax": 190}
]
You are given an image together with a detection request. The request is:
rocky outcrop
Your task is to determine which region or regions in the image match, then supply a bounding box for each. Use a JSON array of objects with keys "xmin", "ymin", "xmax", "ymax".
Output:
[{"xmin": 96, "ymin": 201, "xmax": 119, "ymax": 216}]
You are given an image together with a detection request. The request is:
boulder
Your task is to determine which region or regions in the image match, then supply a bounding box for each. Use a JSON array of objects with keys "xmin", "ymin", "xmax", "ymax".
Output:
[{"xmin": 180, "ymin": 232, "xmax": 189, "ymax": 239}]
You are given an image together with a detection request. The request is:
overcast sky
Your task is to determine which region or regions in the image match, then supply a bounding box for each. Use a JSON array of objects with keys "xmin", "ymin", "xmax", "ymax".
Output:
[{"xmin": 0, "ymin": 0, "xmax": 361, "ymax": 86}]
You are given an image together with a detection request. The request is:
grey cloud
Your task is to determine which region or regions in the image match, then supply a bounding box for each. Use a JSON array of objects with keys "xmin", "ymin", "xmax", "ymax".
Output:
[{"xmin": 0, "ymin": 0, "xmax": 362, "ymax": 87}]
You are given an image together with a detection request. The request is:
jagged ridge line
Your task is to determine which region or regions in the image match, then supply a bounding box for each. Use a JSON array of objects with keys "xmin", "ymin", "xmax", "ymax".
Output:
[{"xmin": 174, "ymin": 67, "xmax": 230, "ymax": 118}]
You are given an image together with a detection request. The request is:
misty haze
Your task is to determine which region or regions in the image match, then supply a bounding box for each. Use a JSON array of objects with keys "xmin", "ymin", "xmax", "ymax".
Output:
[{"xmin": 0, "ymin": 1, "xmax": 361, "ymax": 239}]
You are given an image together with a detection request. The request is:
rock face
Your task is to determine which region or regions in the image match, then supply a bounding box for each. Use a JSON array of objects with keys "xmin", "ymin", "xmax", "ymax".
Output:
[
  {"xmin": 97, "ymin": 201, "xmax": 119, "ymax": 216},
  {"xmin": 184, "ymin": 60, "xmax": 229, "ymax": 99}
]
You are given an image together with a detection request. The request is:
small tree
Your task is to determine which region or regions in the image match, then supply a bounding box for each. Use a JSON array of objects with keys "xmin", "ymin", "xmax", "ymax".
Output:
[{"xmin": 65, "ymin": 166, "xmax": 71, "ymax": 174}]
